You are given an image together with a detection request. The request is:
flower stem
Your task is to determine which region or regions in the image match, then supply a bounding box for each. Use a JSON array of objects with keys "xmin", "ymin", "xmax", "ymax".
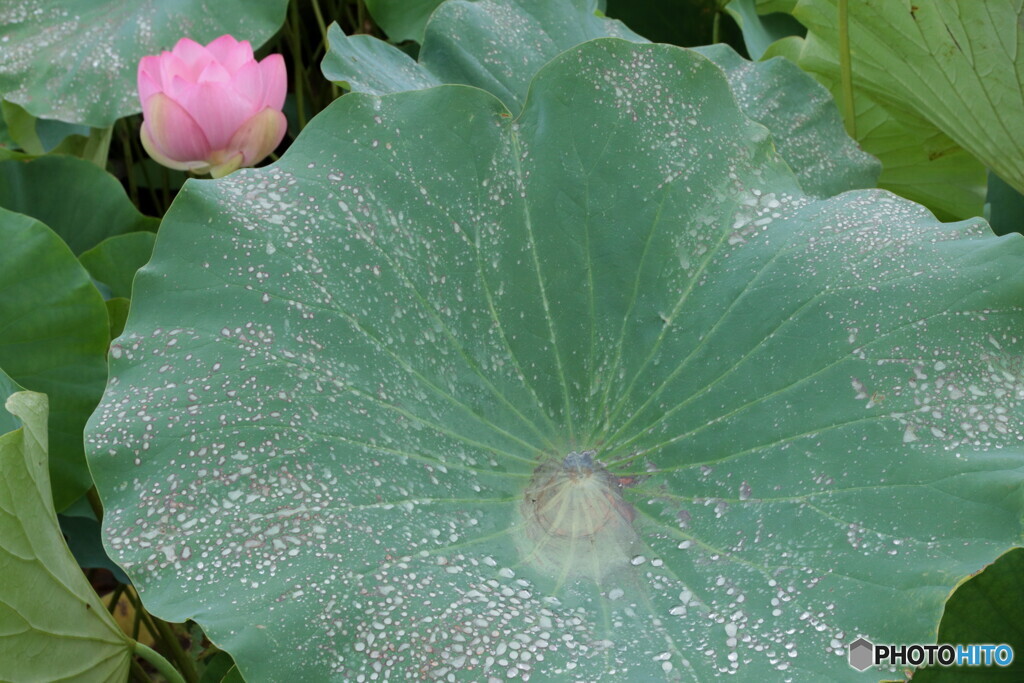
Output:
[
  {"xmin": 133, "ymin": 642, "xmax": 186, "ymax": 683},
  {"xmin": 84, "ymin": 125, "xmax": 113, "ymax": 169},
  {"xmin": 837, "ymin": 0, "xmax": 856, "ymax": 138},
  {"xmin": 288, "ymin": 0, "xmax": 308, "ymax": 129},
  {"xmin": 125, "ymin": 588, "xmax": 199, "ymax": 683}
]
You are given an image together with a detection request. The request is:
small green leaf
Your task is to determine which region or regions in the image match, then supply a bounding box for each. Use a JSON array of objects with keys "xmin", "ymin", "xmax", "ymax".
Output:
[
  {"xmin": 0, "ymin": 0, "xmax": 289, "ymax": 127},
  {"xmin": 0, "ymin": 206, "xmax": 110, "ymax": 509},
  {"xmin": 915, "ymin": 548, "xmax": 1024, "ymax": 681},
  {"xmin": 0, "ymin": 391, "xmax": 133, "ymax": 682},
  {"xmin": 80, "ymin": 232, "xmax": 157, "ymax": 300},
  {"xmin": 0, "ymin": 155, "xmax": 159, "ymax": 255}
]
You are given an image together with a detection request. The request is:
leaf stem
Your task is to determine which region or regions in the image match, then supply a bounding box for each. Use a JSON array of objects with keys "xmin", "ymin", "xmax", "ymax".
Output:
[
  {"xmin": 117, "ymin": 119, "xmax": 139, "ymax": 207},
  {"xmin": 288, "ymin": 0, "xmax": 308, "ymax": 130},
  {"xmin": 357, "ymin": 0, "xmax": 367, "ymax": 33},
  {"xmin": 125, "ymin": 588, "xmax": 199, "ymax": 683},
  {"xmin": 151, "ymin": 617, "xmax": 198, "ymax": 683},
  {"xmin": 105, "ymin": 583, "xmax": 126, "ymax": 614},
  {"xmin": 84, "ymin": 125, "xmax": 114, "ymax": 169},
  {"xmin": 129, "ymin": 657, "xmax": 150, "ymax": 683},
  {"xmin": 133, "ymin": 642, "xmax": 186, "ymax": 683},
  {"xmin": 85, "ymin": 486, "xmax": 104, "ymax": 521},
  {"xmin": 311, "ymin": 0, "xmax": 329, "ymax": 41},
  {"xmin": 837, "ymin": 0, "xmax": 856, "ymax": 138}
]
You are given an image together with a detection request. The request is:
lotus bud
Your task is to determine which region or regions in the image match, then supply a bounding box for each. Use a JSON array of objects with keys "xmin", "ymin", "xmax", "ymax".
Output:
[{"xmin": 137, "ymin": 35, "xmax": 287, "ymax": 178}]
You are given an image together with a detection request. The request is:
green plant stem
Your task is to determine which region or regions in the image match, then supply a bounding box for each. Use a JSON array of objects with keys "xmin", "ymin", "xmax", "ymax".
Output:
[
  {"xmin": 712, "ymin": 9, "xmax": 721, "ymax": 44},
  {"xmin": 131, "ymin": 600, "xmax": 143, "ymax": 640},
  {"xmin": 150, "ymin": 616, "xmax": 199, "ymax": 683},
  {"xmin": 837, "ymin": 0, "xmax": 856, "ymax": 137},
  {"xmin": 311, "ymin": 0, "xmax": 329, "ymax": 40},
  {"xmin": 84, "ymin": 125, "xmax": 114, "ymax": 169},
  {"xmin": 343, "ymin": 1, "xmax": 358, "ymax": 31},
  {"xmin": 118, "ymin": 120, "xmax": 139, "ymax": 207},
  {"xmin": 85, "ymin": 486, "xmax": 104, "ymax": 521},
  {"xmin": 133, "ymin": 642, "xmax": 186, "ymax": 683},
  {"xmin": 129, "ymin": 657, "xmax": 150, "ymax": 683},
  {"xmin": 288, "ymin": 0, "xmax": 308, "ymax": 129},
  {"xmin": 126, "ymin": 588, "xmax": 199, "ymax": 683},
  {"xmin": 357, "ymin": 0, "xmax": 367, "ymax": 33},
  {"xmin": 106, "ymin": 583, "xmax": 126, "ymax": 613}
]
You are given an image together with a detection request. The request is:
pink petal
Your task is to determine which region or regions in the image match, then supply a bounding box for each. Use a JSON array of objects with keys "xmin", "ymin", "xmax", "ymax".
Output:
[
  {"xmin": 137, "ymin": 69, "xmax": 162, "ymax": 106},
  {"xmin": 164, "ymin": 74, "xmax": 195, "ymax": 107},
  {"xmin": 141, "ymin": 124, "xmax": 211, "ymax": 173},
  {"xmin": 171, "ymin": 37, "xmax": 208, "ymax": 63},
  {"xmin": 196, "ymin": 60, "xmax": 231, "ymax": 84},
  {"xmin": 158, "ymin": 53, "xmax": 195, "ymax": 90},
  {"xmin": 205, "ymin": 35, "xmax": 240, "ymax": 61},
  {"xmin": 226, "ymin": 107, "xmax": 286, "ymax": 167},
  {"xmin": 258, "ymin": 54, "xmax": 287, "ymax": 110},
  {"xmin": 208, "ymin": 35, "xmax": 255, "ymax": 72},
  {"xmin": 141, "ymin": 92, "xmax": 212, "ymax": 163},
  {"xmin": 138, "ymin": 55, "xmax": 164, "ymax": 87},
  {"xmin": 229, "ymin": 61, "xmax": 265, "ymax": 107},
  {"xmin": 176, "ymin": 81, "xmax": 256, "ymax": 150}
]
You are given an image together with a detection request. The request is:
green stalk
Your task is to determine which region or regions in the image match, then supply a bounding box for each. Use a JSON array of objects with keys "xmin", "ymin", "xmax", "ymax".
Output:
[
  {"xmin": 126, "ymin": 588, "xmax": 199, "ymax": 683},
  {"xmin": 311, "ymin": 0, "xmax": 329, "ymax": 41},
  {"xmin": 288, "ymin": 0, "xmax": 308, "ymax": 129},
  {"xmin": 838, "ymin": 0, "xmax": 856, "ymax": 137},
  {"xmin": 85, "ymin": 486, "xmax": 104, "ymax": 521},
  {"xmin": 712, "ymin": 9, "xmax": 721, "ymax": 45},
  {"xmin": 150, "ymin": 616, "xmax": 199, "ymax": 683},
  {"xmin": 133, "ymin": 642, "xmax": 186, "ymax": 683},
  {"xmin": 118, "ymin": 119, "xmax": 139, "ymax": 207},
  {"xmin": 105, "ymin": 584, "xmax": 126, "ymax": 614},
  {"xmin": 83, "ymin": 125, "xmax": 114, "ymax": 169},
  {"xmin": 129, "ymin": 657, "xmax": 150, "ymax": 683}
]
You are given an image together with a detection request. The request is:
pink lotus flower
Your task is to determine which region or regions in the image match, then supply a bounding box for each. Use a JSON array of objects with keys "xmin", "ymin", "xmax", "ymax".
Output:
[{"xmin": 138, "ymin": 35, "xmax": 287, "ymax": 178}]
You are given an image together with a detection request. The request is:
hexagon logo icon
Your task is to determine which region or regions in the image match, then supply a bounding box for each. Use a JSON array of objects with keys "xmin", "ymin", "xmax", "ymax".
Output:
[{"xmin": 848, "ymin": 637, "xmax": 874, "ymax": 671}]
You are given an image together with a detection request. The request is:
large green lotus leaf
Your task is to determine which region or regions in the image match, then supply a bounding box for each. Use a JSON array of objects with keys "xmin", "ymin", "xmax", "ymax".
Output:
[
  {"xmin": 0, "ymin": 0, "xmax": 288, "ymax": 127},
  {"xmin": 787, "ymin": 0, "xmax": 1024, "ymax": 196},
  {"xmin": 0, "ymin": 155, "xmax": 159, "ymax": 255},
  {"xmin": 0, "ymin": 206, "xmax": 110, "ymax": 510},
  {"xmin": 764, "ymin": 35, "xmax": 985, "ymax": 221},
  {"xmin": 915, "ymin": 547, "xmax": 1024, "ymax": 681},
  {"xmin": 0, "ymin": 391, "xmax": 133, "ymax": 682},
  {"xmin": 87, "ymin": 40, "xmax": 1024, "ymax": 681},
  {"xmin": 322, "ymin": 0, "xmax": 879, "ymax": 197},
  {"xmin": 364, "ymin": 0, "xmax": 446, "ymax": 42}
]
